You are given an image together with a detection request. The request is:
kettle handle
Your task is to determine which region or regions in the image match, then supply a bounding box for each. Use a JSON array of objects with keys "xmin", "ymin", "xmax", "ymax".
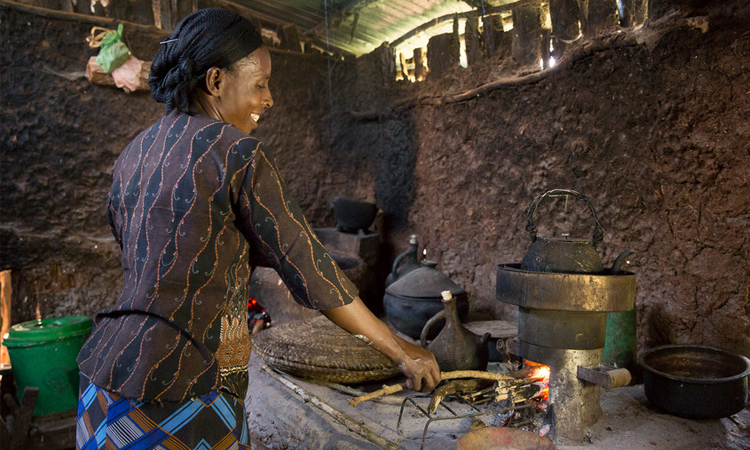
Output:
[
  {"xmin": 420, "ymin": 309, "xmax": 445, "ymax": 347},
  {"xmin": 525, "ymin": 189, "xmax": 604, "ymax": 247}
]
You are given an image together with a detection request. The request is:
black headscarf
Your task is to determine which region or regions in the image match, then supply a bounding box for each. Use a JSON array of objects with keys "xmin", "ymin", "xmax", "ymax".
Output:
[{"xmin": 148, "ymin": 8, "xmax": 264, "ymax": 113}]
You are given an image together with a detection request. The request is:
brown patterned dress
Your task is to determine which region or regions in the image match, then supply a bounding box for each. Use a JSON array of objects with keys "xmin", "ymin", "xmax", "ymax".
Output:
[{"xmin": 77, "ymin": 110, "xmax": 357, "ymax": 402}]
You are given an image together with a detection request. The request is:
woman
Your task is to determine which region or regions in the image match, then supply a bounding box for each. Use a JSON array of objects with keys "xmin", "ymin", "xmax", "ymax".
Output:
[{"xmin": 75, "ymin": 7, "xmax": 440, "ymax": 449}]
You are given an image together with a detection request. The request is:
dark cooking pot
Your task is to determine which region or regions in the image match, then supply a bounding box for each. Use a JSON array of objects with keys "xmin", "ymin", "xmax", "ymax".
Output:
[
  {"xmin": 333, "ymin": 197, "xmax": 378, "ymax": 232},
  {"xmin": 639, "ymin": 345, "xmax": 750, "ymax": 420},
  {"xmin": 383, "ymin": 260, "xmax": 468, "ymax": 339}
]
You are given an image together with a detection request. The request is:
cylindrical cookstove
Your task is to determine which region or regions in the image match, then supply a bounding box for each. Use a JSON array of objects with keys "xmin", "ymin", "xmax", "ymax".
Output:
[{"xmin": 496, "ymin": 264, "xmax": 635, "ymax": 445}]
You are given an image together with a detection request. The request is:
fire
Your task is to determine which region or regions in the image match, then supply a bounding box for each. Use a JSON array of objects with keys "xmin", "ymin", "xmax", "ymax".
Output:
[
  {"xmin": 527, "ymin": 361, "xmax": 550, "ymax": 401},
  {"xmin": 529, "ymin": 364, "xmax": 550, "ymax": 381}
]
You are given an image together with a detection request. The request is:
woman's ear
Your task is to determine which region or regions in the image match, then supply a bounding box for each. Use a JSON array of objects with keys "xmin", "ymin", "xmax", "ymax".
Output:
[{"xmin": 204, "ymin": 67, "xmax": 223, "ymax": 97}]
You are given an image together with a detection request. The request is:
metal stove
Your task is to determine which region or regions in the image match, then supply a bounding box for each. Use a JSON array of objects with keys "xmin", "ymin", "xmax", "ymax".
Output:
[{"xmin": 496, "ymin": 263, "xmax": 635, "ymax": 445}]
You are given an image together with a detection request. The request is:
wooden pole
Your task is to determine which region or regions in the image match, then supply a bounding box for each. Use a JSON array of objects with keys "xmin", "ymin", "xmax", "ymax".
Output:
[
  {"xmin": 584, "ymin": 0, "xmax": 619, "ymax": 37},
  {"xmin": 550, "ymin": 0, "xmax": 582, "ymax": 41},
  {"xmin": 511, "ymin": 2, "xmax": 545, "ymax": 67},
  {"xmin": 482, "ymin": 14, "xmax": 496, "ymax": 58},
  {"xmin": 280, "ymin": 24, "xmax": 303, "ymax": 53},
  {"xmin": 465, "ymin": 15, "xmax": 482, "ymax": 66},
  {"xmin": 413, "ymin": 47, "xmax": 426, "ymax": 81},
  {"xmin": 620, "ymin": 0, "xmax": 647, "ymax": 28},
  {"xmin": 0, "ymin": 270, "xmax": 12, "ymax": 366}
]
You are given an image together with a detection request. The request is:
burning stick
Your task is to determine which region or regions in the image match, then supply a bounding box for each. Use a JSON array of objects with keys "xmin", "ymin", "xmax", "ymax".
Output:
[
  {"xmin": 428, "ymin": 379, "xmax": 495, "ymax": 414},
  {"xmin": 348, "ymin": 370, "xmax": 516, "ymax": 407}
]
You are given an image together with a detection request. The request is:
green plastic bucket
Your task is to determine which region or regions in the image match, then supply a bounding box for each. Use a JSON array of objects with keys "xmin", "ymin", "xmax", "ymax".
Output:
[{"xmin": 3, "ymin": 315, "xmax": 93, "ymax": 416}]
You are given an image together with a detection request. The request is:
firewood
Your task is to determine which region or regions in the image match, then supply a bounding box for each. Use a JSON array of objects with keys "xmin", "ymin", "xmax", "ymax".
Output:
[
  {"xmin": 348, "ymin": 382, "xmax": 405, "ymax": 407},
  {"xmin": 349, "ymin": 370, "xmax": 517, "ymax": 407}
]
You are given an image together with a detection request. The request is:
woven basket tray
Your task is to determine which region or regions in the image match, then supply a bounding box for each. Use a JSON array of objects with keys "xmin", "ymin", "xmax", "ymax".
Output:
[{"xmin": 252, "ymin": 315, "xmax": 401, "ymax": 384}]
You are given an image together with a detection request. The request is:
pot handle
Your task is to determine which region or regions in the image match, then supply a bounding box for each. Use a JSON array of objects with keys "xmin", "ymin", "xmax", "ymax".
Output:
[
  {"xmin": 525, "ymin": 189, "xmax": 604, "ymax": 247},
  {"xmin": 420, "ymin": 309, "xmax": 445, "ymax": 347}
]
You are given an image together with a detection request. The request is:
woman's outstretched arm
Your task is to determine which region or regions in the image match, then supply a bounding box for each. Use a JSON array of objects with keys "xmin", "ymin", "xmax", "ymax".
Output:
[{"xmin": 321, "ymin": 297, "xmax": 441, "ymax": 392}]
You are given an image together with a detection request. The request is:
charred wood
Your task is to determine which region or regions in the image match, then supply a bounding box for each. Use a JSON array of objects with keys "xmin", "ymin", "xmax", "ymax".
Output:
[
  {"xmin": 584, "ymin": 0, "xmax": 619, "ymax": 37},
  {"xmin": 481, "ymin": 14, "xmax": 497, "ymax": 57},
  {"xmin": 512, "ymin": 3, "xmax": 545, "ymax": 67},
  {"xmin": 550, "ymin": 0, "xmax": 582, "ymax": 41},
  {"xmin": 170, "ymin": 0, "xmax": 192, "ymax": 29},
  {"xmin": 280, "ymin": 23, "xmax": 303, "ymax": 53},
  {"xmin": 413, "ymin": 47, "xmax": 427, "ymax": 81},
  {"xmin": 465, "ymin": 15, "xmax": 482, "ymax": 66},
  {"xmin": 0, "ymin": 0, "xmax": 166, "ymax": 33},
  {"xmin": 427, "ymin": 32, "xmax": 459, "ymax": 79}
]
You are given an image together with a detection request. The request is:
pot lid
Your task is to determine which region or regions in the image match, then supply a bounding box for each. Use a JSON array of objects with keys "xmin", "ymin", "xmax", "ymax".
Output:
[{"xmin": 386, "ymin": 260, "xmax": 466, "ymax": 298}]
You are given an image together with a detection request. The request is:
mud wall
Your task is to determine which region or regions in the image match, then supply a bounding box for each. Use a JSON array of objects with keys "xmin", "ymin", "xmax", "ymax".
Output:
[
  {"xmin": 2, "ymin": 1, "xmax": 749, "ymax": 358},
  {"xmin": 0, "ymin": 6, "xmax": 366, "ymax": 321},
  {"xmin": 326, "ymin": 4, "xmax": 750, "ymax": 356}
]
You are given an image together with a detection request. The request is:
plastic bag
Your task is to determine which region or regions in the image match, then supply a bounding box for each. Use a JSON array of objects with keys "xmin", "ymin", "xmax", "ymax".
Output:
[
  {"xmin": 112, "ymin": 56, "xmax": 150, "ymax": 93},
  {"xmin": 88, "ymin": 24, "xmax": 130, "ymax": 73}
]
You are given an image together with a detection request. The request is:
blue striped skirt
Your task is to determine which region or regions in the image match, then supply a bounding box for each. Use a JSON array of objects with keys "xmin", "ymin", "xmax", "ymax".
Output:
[{"xmin": 76, "ymin": 375, "xmax": 250, "ymax": 450}]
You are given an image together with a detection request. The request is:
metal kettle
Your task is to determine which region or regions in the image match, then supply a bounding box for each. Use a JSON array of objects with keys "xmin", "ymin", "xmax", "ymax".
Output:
[{"xmin": 520, "ymin": 189, "xmax": 630, "ymax": 274}]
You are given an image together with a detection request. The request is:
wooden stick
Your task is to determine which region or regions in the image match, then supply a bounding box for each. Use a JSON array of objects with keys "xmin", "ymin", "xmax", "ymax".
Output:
[
  {"xmin": 0, "ymin": 270, "xmax": 11, "ymax": 366},
  {"xmin": 348, "ymin": 383, "xmax": 405, "ymax": 407},
  {"xmin": 0, "ymin": 0, "xmax": 167, "ymax": 33},
  {"xmin": 349, "ymin": 370, "xmax": 516, "ymax": 407},
  {"xmin": 441, "ymin": 370, "xmax": 515, "ymax": 382}
]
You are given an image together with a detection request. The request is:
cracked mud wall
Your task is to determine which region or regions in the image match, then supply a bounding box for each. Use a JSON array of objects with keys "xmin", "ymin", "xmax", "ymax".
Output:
[{"xmin": 344, "ymin": 4, "xmax": 750, "ymax": 356}]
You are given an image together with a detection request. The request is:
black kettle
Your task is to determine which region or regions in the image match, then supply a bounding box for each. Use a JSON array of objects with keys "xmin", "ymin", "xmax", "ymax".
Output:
[{"xmin": 520, "ymin": 189, "xmax": 631, "ymax": 274}]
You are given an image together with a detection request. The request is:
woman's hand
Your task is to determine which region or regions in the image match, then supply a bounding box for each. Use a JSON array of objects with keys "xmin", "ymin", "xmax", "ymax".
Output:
[
  {"xmin": 321, "ymin": 297, "xmax": 441, "ymax": 392},
  {"xmin": 393, "ymin": 337, "xmax": 441, "ymax": 392}
]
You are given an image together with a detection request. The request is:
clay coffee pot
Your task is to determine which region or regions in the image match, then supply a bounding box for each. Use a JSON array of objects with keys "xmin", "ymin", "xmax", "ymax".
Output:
[
  {"xmin": 384, "ymin": 235, "xmax": 421, "ymax": 287},
  {"xmin": 383, "ymin": 259, "xmax": 469, "ymax": 340},
  {"xmin": 420, "ymin": 291, "xmax": 490, "ymax": 372},
  {"xmin": 520, "ymin": 189, "xmax": 631, "ymax": 274}
]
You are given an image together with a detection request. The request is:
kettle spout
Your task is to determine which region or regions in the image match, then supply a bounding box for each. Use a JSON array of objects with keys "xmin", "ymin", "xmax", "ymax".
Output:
[{"xmin": 612, "ymin": 250, "xmax": 634, "ymax": 273}]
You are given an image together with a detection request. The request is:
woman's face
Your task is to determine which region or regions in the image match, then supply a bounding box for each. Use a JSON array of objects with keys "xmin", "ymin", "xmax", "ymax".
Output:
[{"xmin": 210, "ymin": 47, "xmax": 274, "ymax": 134}]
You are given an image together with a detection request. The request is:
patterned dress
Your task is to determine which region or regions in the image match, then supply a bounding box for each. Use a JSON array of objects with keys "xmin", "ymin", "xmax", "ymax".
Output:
[{"xmin": 76, "ymin": 110, "xmax": 358, "ymax": 449}]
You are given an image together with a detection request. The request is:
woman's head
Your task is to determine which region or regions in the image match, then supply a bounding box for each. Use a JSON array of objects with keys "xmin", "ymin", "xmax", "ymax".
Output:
[{"xmin": 149, "ymin": 7, "xmax": 271, "ymax": 132}]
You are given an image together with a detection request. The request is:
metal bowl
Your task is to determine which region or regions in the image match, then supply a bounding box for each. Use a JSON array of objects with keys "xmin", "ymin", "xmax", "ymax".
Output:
[{"xmin": 639, "ymin": 344, "xmax": 750, "ymax": 419}]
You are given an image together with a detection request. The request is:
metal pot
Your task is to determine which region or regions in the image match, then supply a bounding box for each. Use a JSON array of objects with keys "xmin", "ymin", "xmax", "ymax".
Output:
[
  {"xmin": 383, "ymin": 260, "xmax": 468, "ymax": 339},
  {"xmin": 639, "ymin": 344, "xmax": 750, "ymax": 419},
  {"xmin": 332, "ymin": 197, "xmax": 378, "ymax": 232},
  {"xmin": 520, "ymin": 189, "xmax": 605, "ymax": 274}
]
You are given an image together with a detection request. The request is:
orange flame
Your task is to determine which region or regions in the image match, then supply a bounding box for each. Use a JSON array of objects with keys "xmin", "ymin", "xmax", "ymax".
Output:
[
  {"xmin": 530, "ymin": 365, "xmax": 550, "ymax": 381},
  {"xmin": 527, "ymin": 362, "xmax": 550, "ymax": 401}
]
